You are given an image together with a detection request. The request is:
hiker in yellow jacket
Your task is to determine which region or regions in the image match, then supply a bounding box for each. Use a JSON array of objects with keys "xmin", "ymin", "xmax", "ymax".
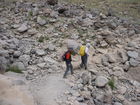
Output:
[{"xmin": 79, "ymin": 43, "xmax": 90, "ymax": 70}]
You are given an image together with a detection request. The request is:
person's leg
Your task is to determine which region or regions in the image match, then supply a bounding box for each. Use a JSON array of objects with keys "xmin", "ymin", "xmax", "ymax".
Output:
[
  {"xmin": 80, "ymin": 56, "xmax": 84, "ymax": 68},
  {"xmin": 83, "ymin": 54, "xmax": 88, "ymax": 70},
  {"xmin": 63, "ymin": 62, "xmax": 70, "ymax": 78},
  {"xmin": 70, "ymin": 62, "xmax": 74, "ymax": 74}
]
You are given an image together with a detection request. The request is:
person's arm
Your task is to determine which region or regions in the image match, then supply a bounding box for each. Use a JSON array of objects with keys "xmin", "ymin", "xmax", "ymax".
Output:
[{"xmin": 85, "ymin": 47, "xmax": 89, "ymax": 56}]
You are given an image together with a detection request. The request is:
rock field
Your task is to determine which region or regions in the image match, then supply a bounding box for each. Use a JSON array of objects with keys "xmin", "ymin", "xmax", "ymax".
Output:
[{"xmin": 0, "ymin": 0, "xmax": 140, "ymax": 105}]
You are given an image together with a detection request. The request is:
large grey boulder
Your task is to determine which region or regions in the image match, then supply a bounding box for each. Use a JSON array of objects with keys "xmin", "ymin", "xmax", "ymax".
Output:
[
  {"xmin": 17, "ymin": 24, "xmax": 28, "ymax": 32},
  {"xmin": 127, "ymin": 51, "xmax": 138, "ymax": 59},
  {"xmin": 95, "ymin": 76, "xmax": 108, "ymax": 87},
  {"xmin": 37, "ymin": 16, "xmax": 46, "ymax": 26},
  {"xmin": 66, "ymin": 39, "xmax": 79, "ymax": 51}
]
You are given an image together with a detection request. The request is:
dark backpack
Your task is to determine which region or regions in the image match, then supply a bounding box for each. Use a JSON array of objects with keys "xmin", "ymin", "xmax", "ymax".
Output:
[{"xmin": 62, "ymin": 52, "xmax": 67, "ymax": 61}]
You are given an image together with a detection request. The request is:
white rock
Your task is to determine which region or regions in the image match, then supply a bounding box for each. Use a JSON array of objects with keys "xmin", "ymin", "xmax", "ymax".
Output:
[
  {"xmin": 36, "ymin": 49, "xmax": 46, "ymax": 56},
  {"xmin": 37, "ymin": 63, "xmax": 46, "ymax": 68},
  {"xmin": 48, "ymin": 44, "xmax": 56, "ymax": 51},
  {"xmin": 114, "ymin": 102, "xmax": 123, "ymax": 105},
  {"xmin": 95, "ymin": 76, "xmax": 108, "ymax": 87},
  {"xmin": 17, "ymin": 24, "xmax": 28, "ymax": 32}
]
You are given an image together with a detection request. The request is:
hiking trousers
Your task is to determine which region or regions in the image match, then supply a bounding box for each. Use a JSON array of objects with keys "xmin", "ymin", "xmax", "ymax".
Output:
[
  {"xmin": 63, "ymin": 61, "xmax": 73, "ymax": 78},
  {"xmin": 80, "ymin": 54, "xmax": 88, "ymax": 70}
]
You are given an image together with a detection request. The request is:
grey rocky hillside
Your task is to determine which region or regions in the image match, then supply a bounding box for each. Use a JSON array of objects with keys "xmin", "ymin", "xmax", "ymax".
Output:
[{"xmin": 0, "ymin": 0, "xmax": 140, "ymax": 105}]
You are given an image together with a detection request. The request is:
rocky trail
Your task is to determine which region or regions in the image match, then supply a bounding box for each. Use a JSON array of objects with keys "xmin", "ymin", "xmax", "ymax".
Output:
[
  {"xmin": 30, "ymin": 73, "xmax": 70, "ymax": 105},
  {"xmin": 0, "ymin": 0, "xmax": 140, "ymax": 105}
]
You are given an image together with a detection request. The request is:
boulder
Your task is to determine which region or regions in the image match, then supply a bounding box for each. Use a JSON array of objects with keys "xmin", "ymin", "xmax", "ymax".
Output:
[
  {"xmin": 127, "ymin": 51, "xmax": 138, "ymax": 59},
  {"xmin": 66, "ymin": 39, "xmax": 79, "ymax": 51},
  {"xmin": 37, "ymin": 16, "xmax": 46, "ymax": 26},
  {"xmin": 95, "ymin": 76, "xmax": 108, "ymax": 87},
  {"xmin": 81, "ymin": 72, "xmax": 91, "ymax": 85},
  {"xmin": 17, "ymin": 24, "xmax": 28, "ymax": 32}
]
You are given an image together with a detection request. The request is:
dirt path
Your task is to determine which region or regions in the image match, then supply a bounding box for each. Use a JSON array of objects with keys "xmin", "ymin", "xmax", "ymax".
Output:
[{"xmin": 29, "ymin": 73, "xmax": 70, "ymax": 105}]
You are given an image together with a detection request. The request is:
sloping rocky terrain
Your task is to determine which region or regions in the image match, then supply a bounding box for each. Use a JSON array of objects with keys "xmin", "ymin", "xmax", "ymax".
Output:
[{"xmin": 0, "ymin": 0, "xmax": 140, "ymax": 105}]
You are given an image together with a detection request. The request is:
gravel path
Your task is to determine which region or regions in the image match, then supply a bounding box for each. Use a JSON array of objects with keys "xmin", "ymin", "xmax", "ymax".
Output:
[{"xmin": 30, "ymin": 73, "xmax": 70, "ymax": 105}]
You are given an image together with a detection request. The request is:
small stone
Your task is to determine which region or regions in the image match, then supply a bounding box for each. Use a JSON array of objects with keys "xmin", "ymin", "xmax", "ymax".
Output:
[
  {"xmin": 127, "ymin": 51, "xmax": 138, "ymax": 59},
  {"xmin": 37, "ymin": 16, "xmax": 46, "ymax": 26},
  {"xmin": 48, "ymin": 44, "xmax": 55, "ymax": 51},
  {"xmin": 37, "ymin": 63, "xmax": 46, "ymax": 68},
  {"xmin": 129, "ymin": 58, "xmax": 139, "ymax": 67},
  {"xmin": 17, "ymin": 24, "xmax": 28, "ymax": 32},
  {"xmin": 100, "ymin": 40, "xmax": 108, "ymax": 47},
  {"xmin": 80, "ymin": 91, "xmax": 91, "ymax": 100},
  {"xmin": 36, "ymin": 49, "xmax": 46, "ymax": 56},
  {"xmin": 76, "ymin": 97, "xmax": 84, "ymax": 102},
  {"xmin": 114, "ymin": 102, "xmax": 123, "ymax": 105},
  {"xmin": 28, "ymin": 28, "xmax": 37, "ymax": 35},
  {"xmin": 118, "ymin": 51, "xmax": 128, "ymax": 63},
  {"xmin": 118, "ymin": 86, "xmax": 127, "ymax": 94},
  {"xmin": 95, "ymin": 76, "xmax": 108, "ymax": 87},
  {"xmin": 13, "ymin": 51, "xmax": 21, "ymax": 58},
  {"xmin": 28, "ymin": 70, "xmax": 34, "ymax": 75}
]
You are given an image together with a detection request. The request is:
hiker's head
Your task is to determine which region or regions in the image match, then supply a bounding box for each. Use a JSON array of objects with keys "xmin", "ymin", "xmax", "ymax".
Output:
[
  {"xmin": 86, "ymin": 43, "xmax": 90, "ymax": 48},
  {"xmin": 68, "ymin": 48, "xmax": 73, "ymax": 53}
]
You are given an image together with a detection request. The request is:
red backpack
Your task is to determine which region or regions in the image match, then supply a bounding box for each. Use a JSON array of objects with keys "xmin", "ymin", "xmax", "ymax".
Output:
[{"xmin": 62, "ymin": 51, "xmax": 71, "ymax": 61}]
